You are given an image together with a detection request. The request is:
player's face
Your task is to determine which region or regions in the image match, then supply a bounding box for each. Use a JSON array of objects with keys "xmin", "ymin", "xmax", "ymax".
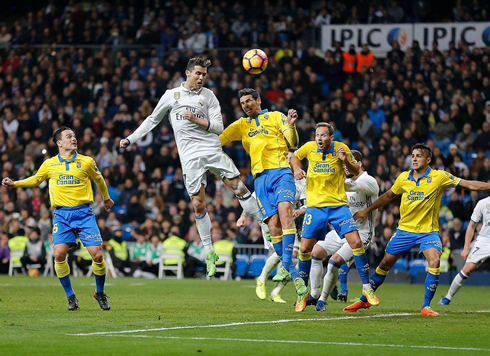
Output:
[
  {"xmin": 186, "ymin": 66, "xmax": 207, "ymax": 90},
  {"xmin": 315, "ymin": 127, "xmax": 333, "ymax": 151},
  {"xmin": 411, "ymin": 149, "xmax": 431, "ymax": 171},
  {"xmin": 240, "ymin": 94, "xmax": 261, "ymax": 117},
  {"xmin": 59, "ymin": 130, "xmax": 77, "ymax": 151}
]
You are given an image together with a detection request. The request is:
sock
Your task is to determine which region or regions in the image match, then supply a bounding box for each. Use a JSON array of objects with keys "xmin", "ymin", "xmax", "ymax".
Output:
[
  {"xmin": 446, "ymin": 271, "xmax": 468, "ymax": 300},
  {"xmin": 195, "ymin": 209, "xmax": 213, "ymax": 253},
  {"xmin": 283, "ymin": 229, "xmax": 299, "ymax": 279},
  {"xmin": 271, "ymin": 235, "xmax": 283, "ymax": 258},
  {"xmin": 339, "ymin": 263, "xmax": 349, "ymax": 294},
  {"xmin": 352, "ymin": 246, "xmax": 370, "ymax": 286},
  {"xmin": 92, "ymin": 260, "xmax": 107, "ymax": 294},
  {"xmin": 270, "ymin": 280, "xmax": 287, "ymax": 297},
  {"xmin": 298, "ymin": 251, "xmax": 312, "ymax": 286},
  {"xmin": 422, "ymin": 267, "xmax": 440, "ymax": 309},
  {"xmin": 258, "ymin": 253, "xmax": 281, "ymax": 283},
  {"xmin": 320, "ymin": 260, "xmax": 340, "ymax": 302},
  {"xmin": 237, "ymin": 192, "xmax": 263, "ymax": 223},
  {"xmin": 310, "ymin": 256, "xmax": 324, "ymax": 299},
  {"xmin": 360, "ymin": 267, "xmax": 388, "ymax": 302},
  {"xmin": 55, "ymin": 260, "xmax": 75, "ymax": 298}
]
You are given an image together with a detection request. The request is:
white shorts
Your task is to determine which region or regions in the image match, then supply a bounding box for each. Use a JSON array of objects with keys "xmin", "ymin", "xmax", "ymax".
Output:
[
  {"xmin": 181, "ymin": 153, "xmax": 240, "ymax": 196},
  {"xmin": 316, "ymin": 230, "xmax": 373, "ymax": 266},
  {"xmin": 466, "ymin": 239, "xmax": 490, "ymax": 265}
]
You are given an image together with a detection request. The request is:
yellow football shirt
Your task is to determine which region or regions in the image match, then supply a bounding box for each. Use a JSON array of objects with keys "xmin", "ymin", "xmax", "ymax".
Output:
[
  {"xmin": 219, "ymin": 109, "xmax": 298, "ymax": 177},
  {"xmin": 13, "ymin": 152, "xmax": 110, "ymax": 208},
  {"xmin": 391, "ymin": 168, "xmax": 460, "ymax": 233},
  {"xmin": 295, "ymin": 141, "xmax": 357, "ymax": 207}
]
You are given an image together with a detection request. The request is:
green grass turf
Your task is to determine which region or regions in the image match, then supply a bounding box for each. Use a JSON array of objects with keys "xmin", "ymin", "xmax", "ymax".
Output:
[{"xmin": 0, "ymin": 275, "xmax": 489, "ymax": 355}]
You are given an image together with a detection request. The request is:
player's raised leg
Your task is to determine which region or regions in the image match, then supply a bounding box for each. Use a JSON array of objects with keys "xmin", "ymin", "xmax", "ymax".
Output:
[
  {"xmin": 54, "ymin": 243, "xmax": 78, "ymax": 311},
  {"xmin": 256, "ymin": 252, "xmax": 281, "ymax": 300}
]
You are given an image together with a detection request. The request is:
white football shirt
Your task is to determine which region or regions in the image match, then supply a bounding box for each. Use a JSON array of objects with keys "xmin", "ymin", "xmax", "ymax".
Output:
[{"xmin": 471, "ymin": 196, "xmax": 490, "ymax": 241}]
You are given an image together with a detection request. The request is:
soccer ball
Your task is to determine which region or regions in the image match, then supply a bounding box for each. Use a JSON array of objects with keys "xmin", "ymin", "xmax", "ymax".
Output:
[
  {"xmin": 28, "ymin": 268, "xmax": 39, "ymax": 277},
  {"xmin": 242, "ymin": 49, "xmax": 268, "ymax": 75}
]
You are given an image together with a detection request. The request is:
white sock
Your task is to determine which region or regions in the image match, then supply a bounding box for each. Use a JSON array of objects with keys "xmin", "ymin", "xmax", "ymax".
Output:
[
  {"xmin": 270, "ymin": 280, "xmax": 287, "ymax": 297},
  {"xmin": 237, "ymin": 192, "xmax": 263, "ymax": 223},
  {"xmin": 320, "ymin": 262, "xmax": 339, "ymax": 302},
  {"xmin": 310, "ymin": 258, "xmax": 324, "ymax": 299},
  {"xmin": 259, "ymin": 253, "xmax": 281, "ymax": 283},
  {"xmin": 195, "ymin": 210, "xmax": 213, "ymax": 253},
  {"xmin": 446, "ymin": 271, "xmax": 468, "ymax": 300}
]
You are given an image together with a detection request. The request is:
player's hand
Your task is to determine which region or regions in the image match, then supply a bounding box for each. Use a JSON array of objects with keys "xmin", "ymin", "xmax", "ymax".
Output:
[
  {"xmin": 120, "ymin": 139, "xmax": 130, "ymax": 149},
  {"xmin": 236, "ymin": 216, "xmax": 246, "ymax": 227},
  {"xmin": 287, "ymin": 109, "xmax": 298, "ymax": 125},
  {"xmin": 182, "ymin": 111, "xmax": 197, "ymax": 122},
  {"xmin": 461, "ymin": 248, "xmax": 470, "ymax": 261},
  {"xmin": 104, "ymin": 198, "xmax": 115, "ymax": 211},
  {"xmin": 338, "ymin": 147, "xmax": 347, "ymax": 161},
  {"xmin": 1, "ymin": 177, "xmax": 14, "ymax": 187},
  {"xmin": 353, "ymin": 210, "xmax": 368, "ymax": 224},
  {"xmin": 294, "ymin": 169, "xmax": 306, "ymax": 180},
  {"xmin": 292, "ymin": 208, "xmax": 305, "ymax": 218}
]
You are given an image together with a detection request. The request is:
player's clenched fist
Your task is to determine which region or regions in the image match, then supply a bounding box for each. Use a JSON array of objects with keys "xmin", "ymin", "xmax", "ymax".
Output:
[
  {"xmin": 1, "ymin": 177, "xmax": 13, "ymax": 187},
  {"xmin": 120, "ymin": 139, "xmax": 130, "ymax": 148}
]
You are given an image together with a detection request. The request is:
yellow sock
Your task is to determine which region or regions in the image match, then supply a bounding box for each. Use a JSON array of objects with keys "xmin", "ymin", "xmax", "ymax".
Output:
[
  {"xmin": 428, "ymin": 267, "xmax": 440, "ymax": 276},
  {"xmin": 271, "ymin": 235, "xmax": 283, "ymax": 244},
  {"xmin": 298, "ymin": 251, "xmax": 312, "ymax": 261},
  {"xmin": 283, "ymin": 228, "xmax": 296, "ymax": 236},
  {"xmin": 376, "ymin": 266, "xmax": 389, "ymax": 276},
  {"xmin": 55, "ymin": 260, "xmax": 70, "ymax": 278},
  {"xmin": 352, "ymin": 246, "xmax": 365, "ymax": 256},
  {"xmin": 92, "ymin": 260, "xmax": 107, "ymax": 276}
]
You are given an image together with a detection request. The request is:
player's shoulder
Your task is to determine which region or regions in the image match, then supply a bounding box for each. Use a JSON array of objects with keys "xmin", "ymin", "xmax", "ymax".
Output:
[
  {"xmin": 476, "ymin": 196, "xmax": 490, "ymax": 208},
  {"xmin": 302, "ymin": 141, "xmax": 317, "ymax": 150},
  {"xmin": 200, "ymin": 87, "xmax": 218, "ymax": 99},
  {"xmin": 360, "ymin": 172, "xmax": 378, "ymax": 184},
  {"xmin": 395, "ymin": 170, "xmax": 410, "ymax": 181}
]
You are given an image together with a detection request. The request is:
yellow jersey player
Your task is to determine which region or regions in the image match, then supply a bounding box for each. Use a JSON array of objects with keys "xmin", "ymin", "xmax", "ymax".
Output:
[
  {"xmin": 347, "ymin": 143, "xmax": 490, "ymax": 316},
  {"xmin": 2, "ymin": 126, "xmax": 114, "ymax": 311},
  {"xmin": 220, "ymin": 88, "xmax": 307, "ymax": 300},
  {"xmin": 289, "ymin": 123, "xmax": 377, "ymax": 311}
]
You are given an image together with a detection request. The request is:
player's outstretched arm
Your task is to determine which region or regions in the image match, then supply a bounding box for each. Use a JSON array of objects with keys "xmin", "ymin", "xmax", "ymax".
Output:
[
  {"xmin": 458, "ymin": 179, "xmax": 490, "ymax": 191},
  {"xmin": 1, "ymin": 177, "xmax": 14, "ymax": 187},
  {"xmin": 461, "ymin": 220, "xmax": 477, "ymax": 261},
  {"xmin": 3, "ymin": 161, "xmax": 49, "ymax": 188},
  {"xmin": 354, "ymin": 189, "xmax": 397, "ymax": 223}
]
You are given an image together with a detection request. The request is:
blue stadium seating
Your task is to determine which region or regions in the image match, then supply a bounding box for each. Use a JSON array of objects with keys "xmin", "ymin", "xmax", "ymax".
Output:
[
  {"xmin": 409, "ymin": 259, "xmax": 427, "ymax": 277},
  {"xmin": 122, "ymin": 223, "xmax": 135, "ymax": 241},
  {"xmin": 247, "ymin": 254, "xmax": 267, "ymax": 277},
  {"xmin": 235, "ymin": 254, "xmax": 249, "ymax": 277},
  {"xmin": 393, "ymin": 257, "xmax": 408, "ymax": 271},
  {"xmin": 321, "ymin": 83, "xmax": 330, "ymax": 97}
]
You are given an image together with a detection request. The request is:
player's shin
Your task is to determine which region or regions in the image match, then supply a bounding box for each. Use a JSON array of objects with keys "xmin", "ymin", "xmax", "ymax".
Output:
[
  {"xmin": 92, "ymin": 259, "xmax": 107, "ymax": 294},
  {"xmin": 259, "ymin": 252, "xmax": 281, "ymax": 283},
  {"xmin": 298, "ymin": 251, "xmax": 312, "ymax": 286},
  {"xmin": 271, "ymin": 235, "xmax": 283, "ymax": 258},
  {"xmin": 236, "ymin": 192, "xmax": 264, "ymax": 223},
  {"xmin": 283, "ymin": 229, "xmax": 300, "ymax": 279},
  {"xmin": 55, "ymin": 260, "xmax": 75, "ymax": 298},
  {"xmin": 310, "ymin": 257, "xmax": 323, "ymax": 299},
  {"xmin": 195, "ymin": 209, "xmax": 213, "ymax": 252},
  {"xmin": 422, "ymin": 267, "xmax": 440, "ymax": 309},
  {"xmin": 360, "ymin": 267, "xmax": 388, "ymax": 302},
  {"xmin": 339, "ymin": 263, "xmax": 349, "ymax": 295},
  {"xmin": 446, "ymin": 271, "xmax": 468, "ymax": 300},
  {"xmin": 352, "ymin": 246, "xmax": 370, "ymax": 287},
  {"xmin": 320, "ymin": 260, "xmax": 340, "ymax": 302}
]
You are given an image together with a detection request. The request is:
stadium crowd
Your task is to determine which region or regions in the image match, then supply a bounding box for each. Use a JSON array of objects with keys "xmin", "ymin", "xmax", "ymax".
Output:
[{"xmin": 1, "ymin": 0, "xmax": 490, "ymax": 276}]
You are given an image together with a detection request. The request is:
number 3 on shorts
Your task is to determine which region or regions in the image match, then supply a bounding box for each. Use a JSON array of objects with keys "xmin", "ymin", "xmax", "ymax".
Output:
[
  {"xmin": 305, "ymin": 214, "xmax": 312, "ymax": 225},
  {"xmin": 53, "ymin": 223, "xmax": 58, "ymax": 234}
]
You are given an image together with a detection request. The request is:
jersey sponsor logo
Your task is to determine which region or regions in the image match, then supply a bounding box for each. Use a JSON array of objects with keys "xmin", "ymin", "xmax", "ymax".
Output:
[
  {"xmin": 248, "ymin": 127, "xmax": 269, "ymax": 137},
  {"xmin": 407, "ymin": 190, "xmax": 429, "ymax": 201},
  {"xmin": 338, "ymin": 218, "xmax": 355, "ymax": 227},
  {"xmin": 313, "ymin": 162, "xmax": 336, "ymax": 173},
  {"xmin": 348, "ymin": 199, "xmax": 365, "ymax": 208},
  {"xmin": 56, "ymin": 174, "xmax": 81, "ymax": 185}
]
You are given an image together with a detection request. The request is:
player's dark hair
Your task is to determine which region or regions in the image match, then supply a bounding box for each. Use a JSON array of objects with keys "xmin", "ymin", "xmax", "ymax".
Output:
[
  {"xmin": 411, "ymin": 143, "xmax": 432, "ymax": 158},
  {"xmin": 351, "ymin": 149, "xmax": 363, "ymax": 162},
  {"xmin": 316, "ymin": 122, "xmax": 334, "ymax": 136},
  {"xmin": 186, "ymin": 57, "xmax": 211, "ymax": 71},
  {"xmin": 53, "ymin": 126, "xmax": 73, "ymax": 145},
  {"xmin": 238, "ymin": 88, "xmax": 260, "ymax": 100}
]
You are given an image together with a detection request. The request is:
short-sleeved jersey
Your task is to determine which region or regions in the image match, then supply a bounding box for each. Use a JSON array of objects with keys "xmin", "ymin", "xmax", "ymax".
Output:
[
  {"xmin": 14, "ymin": 152, "xmax": 109, "ymax": 208},
  {"xmin": 127, "ymin": 83, "xmax": 224, "ymax": 162},
  {"xmin": 295, "ymin": 141, "xmax": 357, "ymax": 207},
  {"xmin": 391, "ymin": 168, "xmax": 460, "ymax": 233},
  {"xmin": 470, "ymin": 196, "xmax": 490, "ymax": 241},
  {"xmin": 219, "ymin": 109, "xmax": 297, "ymax": 177}
]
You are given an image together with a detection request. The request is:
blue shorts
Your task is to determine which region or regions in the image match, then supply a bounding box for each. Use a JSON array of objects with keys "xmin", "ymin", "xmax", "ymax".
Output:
[
  {"xmin": 302, "ymin": 205, "xmax": 358, "ymax": 239},
  {"xmin": 53, "ymin": 204, "xmax": 102, "ymax": 247},
  {"xmin": 254, "ymin": 168, "xmax": 296, "ymax": 221},
  {"xmin": 386, "ymin": 229, "xmax": 442, "ymax": 255}
]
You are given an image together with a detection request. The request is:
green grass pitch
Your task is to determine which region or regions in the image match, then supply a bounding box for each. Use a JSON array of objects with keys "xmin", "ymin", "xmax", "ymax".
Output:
[{"xmin": 1, "ymin": 276, "xmax": 489, "ymax": 355}]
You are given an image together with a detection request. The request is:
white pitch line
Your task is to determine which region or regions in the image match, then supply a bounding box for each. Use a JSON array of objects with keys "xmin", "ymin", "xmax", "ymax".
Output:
[
  {"xmin": 69, "ymin": 313, "xmax": 415, "ymax": 336},
  {"xmin": 104, "ymin": 335, "xmax": 490, "ymax": 352}
]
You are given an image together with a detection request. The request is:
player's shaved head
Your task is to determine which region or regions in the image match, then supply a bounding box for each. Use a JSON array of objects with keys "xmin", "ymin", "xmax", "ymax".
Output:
[{"xmin": 186, "ymin": 57, "xmax": 211, "ymax": 72}]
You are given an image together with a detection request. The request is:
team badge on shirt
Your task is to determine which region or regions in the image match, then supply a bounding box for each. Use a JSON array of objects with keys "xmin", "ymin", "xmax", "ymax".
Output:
[
  {"xmin": 198, "ymin": 99, "xmax": 204, "ymax": 107},
  {"xmin": 486, "ymin": 203, "xmax": 490, "ymax": 210},
  {"xmin": 427, "ymin": 175, "xmax": 432, "ymax": 183},
  {"xmin": 77, "ymin": 160, "xmax": 82, "ymax": 169}
]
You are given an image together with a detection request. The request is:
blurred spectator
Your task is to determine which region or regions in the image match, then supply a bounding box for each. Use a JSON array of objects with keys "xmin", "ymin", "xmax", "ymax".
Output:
[
  {"xmin": 449, "ymin": 218, "xmax": 466, "ymax": 251},
  {"xmin": 20, "ymin": 228, "xmax": 46, "ymax": 274},
  {"xmin": 0, "ymin": 232, "xmax": 10, "ymax": 274}
]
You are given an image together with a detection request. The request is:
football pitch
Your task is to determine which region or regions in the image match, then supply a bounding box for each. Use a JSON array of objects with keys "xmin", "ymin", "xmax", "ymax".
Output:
[{"xmin": 1, "ymin": 276, "xmax": 489, "ymax": 355}]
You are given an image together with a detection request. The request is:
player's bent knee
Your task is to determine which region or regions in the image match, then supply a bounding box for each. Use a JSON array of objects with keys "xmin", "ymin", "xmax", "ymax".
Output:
[
  {"xmin": 331, "ymin": 254, "xmax": 345, "ymax": 265},
  {"xmin": 54, "ymin": 251, "xmax": 67, "ymax": 262}
]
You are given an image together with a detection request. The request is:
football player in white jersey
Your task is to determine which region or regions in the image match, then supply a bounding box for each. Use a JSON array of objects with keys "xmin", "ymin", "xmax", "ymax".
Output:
[
  {"xmin": 237, "ymin": 151, "xmax": 306, "ymax": 303},
  {"xmin": 309, "ymin": 150, "xmax": 379, "ymax": 311},
  {"xmin": 439, "ymin": 195, "xmax": 490, "ymax": 305},
  {"xmin": 120, "ymin": 57, "xmax": 264, "ymax": 278}
]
